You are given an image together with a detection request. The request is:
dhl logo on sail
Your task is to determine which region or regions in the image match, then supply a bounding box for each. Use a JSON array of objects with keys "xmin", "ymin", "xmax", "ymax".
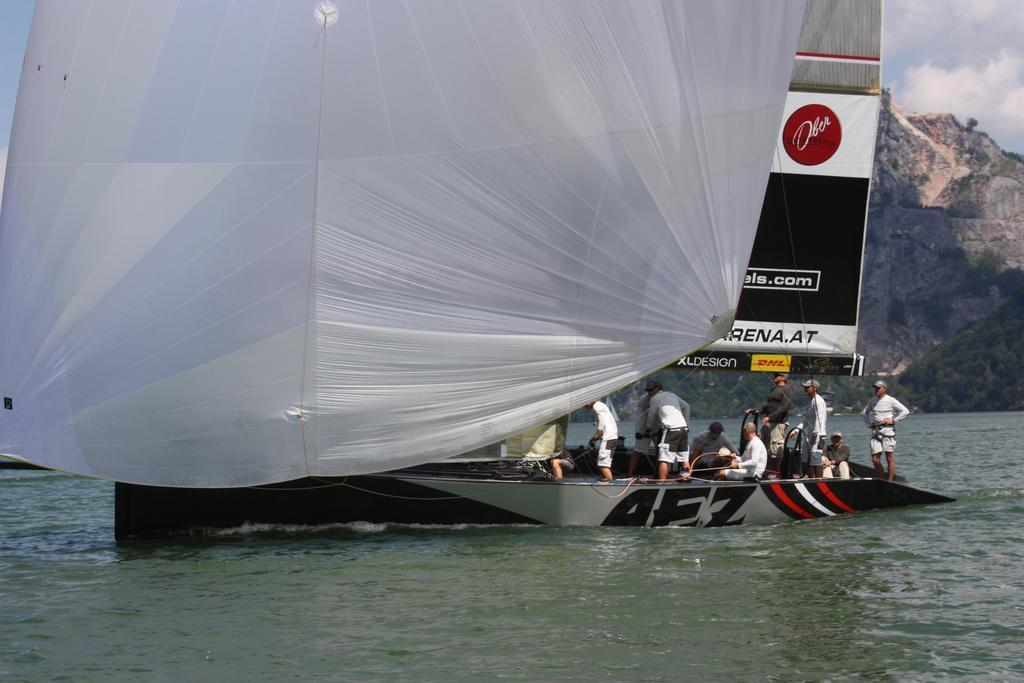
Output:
[{"xmin": 750, "ymin": 354, "xmax": 791, "ymax": 372}]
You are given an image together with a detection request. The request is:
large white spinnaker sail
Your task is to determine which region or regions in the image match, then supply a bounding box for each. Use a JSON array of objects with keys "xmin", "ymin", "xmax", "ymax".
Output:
[
  {"xmin": 0, "ymin": 0, "xmax": 804, "ymax": 486},
  {"xmin": 684, "ymin": 0, "xmax": 881, "ymax": 376}
]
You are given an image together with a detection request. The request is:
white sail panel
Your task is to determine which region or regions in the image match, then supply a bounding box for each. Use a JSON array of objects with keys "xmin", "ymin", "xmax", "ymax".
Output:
[{"xmin": 0, "ymin": 0, "xmax": 805, "ymax": 485}]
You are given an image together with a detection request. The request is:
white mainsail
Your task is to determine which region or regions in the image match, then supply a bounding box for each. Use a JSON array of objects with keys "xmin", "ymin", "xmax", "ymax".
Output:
[{"xmin": 0, "ymin": 0, "xmax": 805, "ymax": 486}]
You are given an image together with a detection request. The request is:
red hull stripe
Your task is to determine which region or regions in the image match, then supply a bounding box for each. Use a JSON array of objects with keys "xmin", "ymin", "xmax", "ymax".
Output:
[
  {"xmin": 795, "ymin": 51, "xmax": 880, "ymax": 62},
  {"xmin": 769, "ymin": 483, "xmax": 816, "ymax": 519},
  {"xmin": 817, "ymin": 482, "xmax": 856, "ymax": 513}
]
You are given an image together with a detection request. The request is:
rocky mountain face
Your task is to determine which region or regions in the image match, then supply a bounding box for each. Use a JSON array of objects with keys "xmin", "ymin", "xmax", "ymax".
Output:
[{"xmin": 859, "ymin": 92, "xmax": 1024, "ymax": 373}]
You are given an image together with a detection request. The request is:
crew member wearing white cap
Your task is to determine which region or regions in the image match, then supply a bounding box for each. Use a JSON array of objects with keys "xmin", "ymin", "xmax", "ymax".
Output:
[
  {"xmin": 862, "ymin": 380, "xmax": 910, "ymax": 480},
  {"xmin": 801, "ymin": 379, "xmax": 828, "ymax": 478},
  {"xmin": 639, "ymin": 380, "xmax": 689, "ymax": 481}
]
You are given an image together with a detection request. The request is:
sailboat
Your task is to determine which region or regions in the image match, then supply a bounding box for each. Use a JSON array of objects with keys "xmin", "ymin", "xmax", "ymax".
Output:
[{"xmin": 1, "ymin": 0, "xmax": 950, "ymax": 537}]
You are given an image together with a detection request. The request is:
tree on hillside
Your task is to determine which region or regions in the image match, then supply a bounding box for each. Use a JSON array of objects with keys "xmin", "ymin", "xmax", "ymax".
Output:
[{"xmin": 901, "ymin": 295, "xmax": 1024, "ymax": 412}]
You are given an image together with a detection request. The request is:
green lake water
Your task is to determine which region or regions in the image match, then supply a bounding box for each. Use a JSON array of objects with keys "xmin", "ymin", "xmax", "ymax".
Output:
[{"xmin": 2, "ymin": 412, "xmax": 1023, "ymax": 681}]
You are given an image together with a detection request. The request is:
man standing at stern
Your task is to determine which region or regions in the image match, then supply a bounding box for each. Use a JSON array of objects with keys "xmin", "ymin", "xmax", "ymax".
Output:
[{"xmin": 862, "ymin": 380, "xmax": 910, "ymax": 481}]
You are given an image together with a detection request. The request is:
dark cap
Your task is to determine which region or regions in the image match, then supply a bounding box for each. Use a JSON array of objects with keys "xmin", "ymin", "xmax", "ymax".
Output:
[
  {"xmin": 709, "ymin": 421, "xmax": 724, "ymax": 434},
  {"xmin": 873, "ymin": 380, "xmax": 887, "ymax": 389},
  {"xmin": 801, "ymin": 379, "xmax": 820, "ymax": 388},
  {"xmin": 644, "ymin": 380, "xmax": 660, "ymax": 391},
  {"xmin": 773, "ymin": 373, "xmax": 787, "ymax": 381}
]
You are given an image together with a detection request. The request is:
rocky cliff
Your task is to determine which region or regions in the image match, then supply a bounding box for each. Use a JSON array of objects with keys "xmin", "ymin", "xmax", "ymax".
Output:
[{"xmin": 860, "ymin": 92, "xmax": 1024, "ymax": 373}]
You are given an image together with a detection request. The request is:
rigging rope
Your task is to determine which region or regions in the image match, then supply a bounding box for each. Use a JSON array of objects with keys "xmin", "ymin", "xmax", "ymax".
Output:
[{"xmin": 298, "ymin": 7, "xmax": 333, "ymax": 476}]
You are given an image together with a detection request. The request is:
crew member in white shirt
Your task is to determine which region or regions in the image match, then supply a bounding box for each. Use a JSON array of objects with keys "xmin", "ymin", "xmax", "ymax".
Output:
[
  {"xmin": 801, "ymin": 379, "xmax": 828, "ymax": 478},
  {"xmin": 641, "ymin": 380, "xmax": 689, "ymax": 481},
  {"xmin": 718, "ymin": 422, "xmax": 767, "ymax": 480},
  {"xmin": 585, "ymin": 399, "xmax": 618, "ymax": 481},
  {"xmin": 629, "ymin": 382, "xmax": 691, "ymax": 478},
  {"xmin": 862, "ymin": 380, "xmax": 910, "ymax": 481}
]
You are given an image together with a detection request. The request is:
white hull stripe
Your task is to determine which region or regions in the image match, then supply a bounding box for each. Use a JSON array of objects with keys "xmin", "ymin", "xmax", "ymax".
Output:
[{"xmin": 795, "ymin": 483, "xmax": 836, "ymax": 516}]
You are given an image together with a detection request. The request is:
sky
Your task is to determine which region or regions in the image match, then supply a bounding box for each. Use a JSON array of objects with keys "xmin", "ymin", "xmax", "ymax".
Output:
[{"xmin": 2, "ymin": 0, "xmax": 1024, "ymax": 188}]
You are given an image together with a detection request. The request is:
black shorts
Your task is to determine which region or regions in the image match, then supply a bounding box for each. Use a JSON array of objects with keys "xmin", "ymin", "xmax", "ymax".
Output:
[{"xmin": 660, "ymin": 427, "xmax": 688, "ymax": 452}]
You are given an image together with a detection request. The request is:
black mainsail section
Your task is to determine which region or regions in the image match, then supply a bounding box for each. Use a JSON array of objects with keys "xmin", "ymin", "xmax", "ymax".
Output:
[{"xmin": 681, "ymin": 0, "xmax": 881, "ymax": 376}]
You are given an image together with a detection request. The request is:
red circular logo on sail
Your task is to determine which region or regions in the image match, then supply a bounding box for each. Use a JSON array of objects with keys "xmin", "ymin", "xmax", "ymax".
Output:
[{"xmin": 782, "ymin": 104, "xmax": 842, "ymax": 165}]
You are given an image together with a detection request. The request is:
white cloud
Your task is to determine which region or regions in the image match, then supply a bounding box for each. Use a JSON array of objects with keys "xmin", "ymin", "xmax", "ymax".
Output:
[
  {"xmin": 885, "ymin": 0, "xmax": 1024, "ymax": 151},
  {"xmin": 886, "ymin": 1, "xmax": 1024, "ymax": 69},
  {"xmin": 897, "ymin": 51, "xmax": 1024, "ymax": 150}
]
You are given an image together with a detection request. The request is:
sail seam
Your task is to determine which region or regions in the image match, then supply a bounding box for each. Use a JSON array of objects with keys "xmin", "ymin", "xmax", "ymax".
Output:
[
  {"xmin": 365, "ymin": 0, "xmax": 397, "ymax": 155},
  {"xmin": 567, "ymin": 173, "xmax": 609, "ymax": 405}
]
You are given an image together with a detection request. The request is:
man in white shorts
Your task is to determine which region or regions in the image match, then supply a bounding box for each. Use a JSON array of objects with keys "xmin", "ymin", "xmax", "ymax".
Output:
[
  {"xmin": 584, "ymin": 399, "xmax": 618, "ymax": 481},
  {"xmin": 641, "ymin": 381, "xmax": 689, "ymax": 481},
  {"xmin": 862, "ymin": 380, "xmax": 910, "ymax": 481},
  {"xmin": 718, "ymin": 422, "xmax": 767, "ymax": 481}
]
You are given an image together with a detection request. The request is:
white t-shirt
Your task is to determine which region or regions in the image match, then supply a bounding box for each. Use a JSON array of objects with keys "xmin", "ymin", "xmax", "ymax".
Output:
[
  {"xmin": 862, "ymin": 394, "xmax": 910, "ymax": 427},
  {"xmin": 803, "ymin": 393, "xmax": 828, "ymax": 441},
  {"xmin": 592, "ymin": 401, "xmax": 618, "ymax": 441},
  {"xmin": 737, "ymin": 435, "xmax": 767, "ymax": 477},
  {"xmin": 645, "ymin": 390, "xmax": 687, "ymax": 431}
]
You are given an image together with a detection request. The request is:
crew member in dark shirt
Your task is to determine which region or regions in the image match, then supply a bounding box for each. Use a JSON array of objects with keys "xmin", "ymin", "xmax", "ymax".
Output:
[
  {"xmin": 689, "ymin": 422, "xmax": 738, "ymax": 471},
  {"xmin": 746, "ymin": 373, "xmax": 792, "ymax": 461},
  {"xmin": 822, "ymin": 431, "xmax": 851, "ymax": 479}
]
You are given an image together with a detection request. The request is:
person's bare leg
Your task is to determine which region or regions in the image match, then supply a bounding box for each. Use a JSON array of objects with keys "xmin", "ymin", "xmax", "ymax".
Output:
[
  {"xmin": 886, "ymin": 452, "xmax": 896, "ymax": 481},
  {"xmin": 551, "ymin": 459, "xmax": 563, "ymax": 479},
  {"xmin": 628, "ymin": 453, "xmax": 641, "ymax": 478},
  {"xmin": 599, "ymin": 467, "xmax": 613, "ymax": 481},
  {"xmin": 871, "ymin": 454, "xmax": 885, "ymax": 478},
  {"xmin": 656, "ymin": 462, "xmax": 669, "ymax": 480}
]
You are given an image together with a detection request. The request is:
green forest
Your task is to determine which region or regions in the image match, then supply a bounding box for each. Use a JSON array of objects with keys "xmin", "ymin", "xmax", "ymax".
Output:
[{"xmin": 900, "ymin": 292, "xmax": 1024, "ymax": 411}]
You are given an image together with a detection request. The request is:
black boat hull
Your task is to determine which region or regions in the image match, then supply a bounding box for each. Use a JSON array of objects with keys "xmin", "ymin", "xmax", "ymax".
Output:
[{"xmin": 114, "ymin": 461, "xmax": 953, "ymax": 538}]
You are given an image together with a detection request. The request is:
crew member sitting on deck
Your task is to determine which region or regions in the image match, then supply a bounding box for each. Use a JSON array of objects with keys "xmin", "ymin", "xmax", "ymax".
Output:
[
  {"xmin": 822, "ymin": 431, "xmax": 851, "ymax": 479},
  {"xmin": 717, "ymin": 422, "xmax": 767, "ymax": 481},
  {"xmin": 549, "ymin": 452, "xmax": 576, "ymax": 480},
  {"xmin": 689, "ymin": 422, "xmax": 738, "ymax": 465}
]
